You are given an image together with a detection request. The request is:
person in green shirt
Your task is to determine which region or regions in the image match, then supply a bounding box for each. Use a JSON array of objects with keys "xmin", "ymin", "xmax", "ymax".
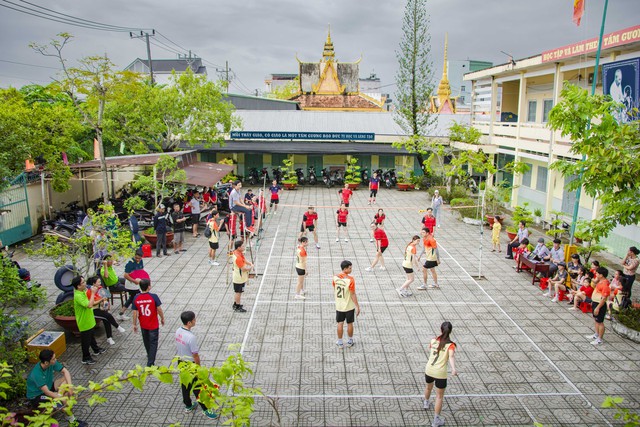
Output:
[
  {"xmin": 26, "ymin": 350, "xmax": 88, "ymax": 427},
  {"xmin": 72, "ymin": 276, "xmax": 106, "ymax": 365}
]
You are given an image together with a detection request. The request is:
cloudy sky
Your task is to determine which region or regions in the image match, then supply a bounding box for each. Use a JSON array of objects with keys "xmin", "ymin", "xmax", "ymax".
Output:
[{"xmin": 0, "ymin": 0, "xmax": 638, "ymax": 96}]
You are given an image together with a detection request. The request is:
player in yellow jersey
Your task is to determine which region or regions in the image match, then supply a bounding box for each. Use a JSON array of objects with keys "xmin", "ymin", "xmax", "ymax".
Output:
[
  {"xmin": 397, "ymin": 235, "xmax": 420, "ymax": 297},
  {"xmin": 332, "ymin": 260, "xmax": 360, "ymax": 348},
  {"xmin": 423, "ymin": 321, "xmax": 458, "ymax": 427},
  {"xmin": 294, "ymin": 237, "xmax": 308, "ymax": 300}
]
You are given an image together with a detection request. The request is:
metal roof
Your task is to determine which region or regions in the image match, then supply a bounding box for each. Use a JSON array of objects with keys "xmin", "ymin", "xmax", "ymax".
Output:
[{"xmin": 232, "ymin": 110, "xmax": 467, "ymax": 137}]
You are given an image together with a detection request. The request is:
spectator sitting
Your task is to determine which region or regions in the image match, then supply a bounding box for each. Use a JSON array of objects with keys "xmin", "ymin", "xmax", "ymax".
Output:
[
  {"xmin": 544, "ymin": 261, "xmax": 568, "ymax": 301},
  {"xmin": 567, "ymin": 253, "xmax": 582, "ymax": 281},
  {"xmin": 589, "ymin": 260, "xmax": 600, "ymax": 276},
  {"xmin": 506, "ymin": 221, "xmax": 529, "ymax": 260},
  {"xmin": 514, "ymin": 238, "xmax": 530, "ymax": 265},
  {"xmin": 544, "ymin": 239, "xmax": 565, "ymax": 277},
  {"xmin": 569, "ymin": 276, "xmax": 595, "ymax": 310},
  {"xmin": 572, "ymin": 266, "xmax": 590, "ymax": 290},
  {"xmin": 531, "ymin": 238, "xmax": 550, "ymax": 261}
]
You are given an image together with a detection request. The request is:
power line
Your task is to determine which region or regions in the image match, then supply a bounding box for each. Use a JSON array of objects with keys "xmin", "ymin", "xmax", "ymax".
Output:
[
  {"xmin": 0, "ymin": 59, "xmax": 60, "ymax": 70},
  {"xmin": 155, "ymin": 31, "xmax": 190, "ymax": 54}
]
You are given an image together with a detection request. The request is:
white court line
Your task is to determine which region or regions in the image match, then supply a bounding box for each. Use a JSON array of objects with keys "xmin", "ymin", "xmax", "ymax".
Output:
[
  {"xmin": 268, "ymin": 255, "xmax": 454, "ymax": 261},
  {"xmin": 517, "ymin": 395, "xmax": 538, "ymax": 424},
  {"xmin": 256, "ymin": 300, "xmax": 495, "ymax": 306},
  {"xmin": 240, "ymin": 226, "xmax": 280, "ymax": 355},
  {"xmin": 437, "ymin": 242, "xmax": 612, "ymax": 427},
  {"xmin": 255, "ymin": 392, "xmax": 581, "ymax": 399}
]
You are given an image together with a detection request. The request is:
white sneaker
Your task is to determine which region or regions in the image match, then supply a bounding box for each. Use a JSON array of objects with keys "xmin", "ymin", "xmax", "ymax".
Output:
[
  {"xmin": 432, "ymin": 414, "xmax": 445, "ymax": 427},
  {"xmin": 428, "ymin": 283, "xmax": 439, "ymax": 289},
  {"xmin": 568, "ymin": 306, "xmax": 577, "ymax": 310},
  {"xmin": 417, "ymin": 284, "xmax": 428, "ymax": 290},
  {"xmin": 379, "ymin": 266, "xmax": 386, "ymax": 271},
  {"xmin": 590, "ymin": 338, "xmax": 603, "ymax": 346},
  {"xmin": 542, "ymin": 291, "xmax": 550, "ymax": 297},
  {"xmin": 336, "ymin": 340, "xmax": 343, "ymax": 348},
  {"xmin": 117, "ymin": 325, "xmax": 126, "ymax": 333},
  {"xmin": 585, "ymin": 334, "xmax": 597, "ymax": 339},
  {"xmin": 423, "ymin": 399, "xmax": 431, "ymax": 410},
  {"xmin": 365, "ymin": 267, "xmax": 372, "ymax": 272},
  {"xmin": 212, "ymin": 261, "xmax": 220, "ymax": 266},
  {"xmin": 294, "ymin": 294, "xmax": 306, "ymax": 300},
  {"xmin": 551, "ymin": 297, "xmax": 558, "ymax": 303},
  {"xmin": 346, "ymin": 338, "xmax": 354, "ymax": 347},
  {"xmin": 301, "ymin": 289, "xmax": 307, "ymax": 295},
  {"xmin": 344, "ymin": 238, "xmax": 349, "ymax": 242},
  {"xmin": 107, "ymin": 337, "xmax": 115, "ymax": 346},
  {"xmin": 370, "ymin": 238, "xmax": 374, "ymax": 242},
  {"xmin": 117, "ymin": 313, "xmax": 130, "ymax": 321},
  {"xmin": 396, "ymin": 288, "xmax": 404, "ymax": 297},
  {"xmin": 209, "ymin": 259, "xmax": 215, "ymax": 265},
  {"xmin": 335, "ymin": 238, "xmax": 340, "ymax": 242},
  {"xmin": 316, "ymin": 243, "xmax": 320, "ymax": 249}
]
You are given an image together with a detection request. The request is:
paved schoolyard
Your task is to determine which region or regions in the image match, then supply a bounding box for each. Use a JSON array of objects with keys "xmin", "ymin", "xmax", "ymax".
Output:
[{"xmin": 22, "ymin": 187, "xmax": 640, "ymax": 426}]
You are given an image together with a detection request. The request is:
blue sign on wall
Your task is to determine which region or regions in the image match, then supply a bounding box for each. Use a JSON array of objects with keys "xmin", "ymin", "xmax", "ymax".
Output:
[
  {"xmin": 230, "ymin": 131, "xmax": 375, "ymax": 141},
  {"xmin": 602, "ymin": 57, "xmax": 640, "ymax": 123}
]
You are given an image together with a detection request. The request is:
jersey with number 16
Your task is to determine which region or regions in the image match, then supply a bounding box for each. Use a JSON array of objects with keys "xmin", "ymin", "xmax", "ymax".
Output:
[{"xmin": 132, "ymin": 293, "xmax": 162, "ymax": 330}]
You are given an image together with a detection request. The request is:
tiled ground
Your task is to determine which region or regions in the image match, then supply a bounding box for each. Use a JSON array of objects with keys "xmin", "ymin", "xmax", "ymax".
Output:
[{"xmin": 20, "ymin": 186, "xmax": 640, "ymax": 426}]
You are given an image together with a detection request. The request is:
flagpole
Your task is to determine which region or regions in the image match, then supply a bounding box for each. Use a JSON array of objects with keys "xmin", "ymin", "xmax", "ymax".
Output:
[{"xmin": 569, "ymin": 0, "xmax": 609, "ymax": 244}]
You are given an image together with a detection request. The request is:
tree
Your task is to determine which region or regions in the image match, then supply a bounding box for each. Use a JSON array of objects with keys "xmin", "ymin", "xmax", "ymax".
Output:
[
  {"xmin": 31, "ymin": 33, "xmax": 145, "ymax": 204},
  {"xmin": 126, "ymin": 154, "xmax": 187, "ymax": 211},
  {"xmin": 393, "ymin": 0, "xmax": 436, "ymax": 173},
  {"xmin": 266, "ymin": 77, "xmax": 300, "ymax": 100},
  {"xmin": 548, "ymin": 83, "xmax": 640, "ymax": 238}
]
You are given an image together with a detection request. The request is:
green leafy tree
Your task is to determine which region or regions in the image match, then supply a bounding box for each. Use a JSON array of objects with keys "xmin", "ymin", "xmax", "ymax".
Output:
[
  {"xmin": 266, "ymin": 77, "xmax": 300, "ymax": 100},
  {"xmin": 29, "ymin": 204, "xmax": 135, "ymax": 278},
  {"xmin": 127, "ymin": 154, "xmax": 187, "ymax": 212},
  {"xmin": 548, "ymin": 83, "xmax": 640, "ymax": 238},
  {"xmin": 393, "ymin": 0, "xmax": 436, "ymax": 174}
]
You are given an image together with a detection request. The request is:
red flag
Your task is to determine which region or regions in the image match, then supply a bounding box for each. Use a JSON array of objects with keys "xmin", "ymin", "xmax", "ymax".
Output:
[{"xmin": 573, "ymin": 0, "xmax": 585, "ymax": 26}]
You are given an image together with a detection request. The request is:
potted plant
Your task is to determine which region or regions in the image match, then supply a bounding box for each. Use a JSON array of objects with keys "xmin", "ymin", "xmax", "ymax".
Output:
[
  {"xmin": 49, "ymin": 298, "xmax": 102, "ymax": 337},
  {"xmin": 281, "ymin": 157, "xmax": 298, "ymax": 190},
  {"xmin": 141, "ymin": 226, "xmax": 175, "ymax": 249},
  {"xmin": 344, "ymin": 157, "xmax": 362, "ymax": 190},
  {"xmin": 574, "ymin": 220, "xmax": 607, "ymax": 264},
  {"xmin": 545, "ymin": 210, "xmax": 566, "ymax": 240},
  {"xmin": 396, "ymin": 172, "xmax": 412, "ymax": 191},
  {"xmin": 534, "ymin": 208, "xmax": 543, "ymax": 225}
]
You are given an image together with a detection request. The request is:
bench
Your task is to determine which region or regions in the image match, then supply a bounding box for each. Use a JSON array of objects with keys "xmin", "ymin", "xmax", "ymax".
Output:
[{"xmin": 517, "ymin": 256, "xmax": 550, "ymax": 285}]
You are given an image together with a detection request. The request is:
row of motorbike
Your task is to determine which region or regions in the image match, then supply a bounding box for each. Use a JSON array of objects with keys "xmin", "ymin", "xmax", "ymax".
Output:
[{"xmin": 247, "ymin": 166, "xmax": 401, "ymax": 189}]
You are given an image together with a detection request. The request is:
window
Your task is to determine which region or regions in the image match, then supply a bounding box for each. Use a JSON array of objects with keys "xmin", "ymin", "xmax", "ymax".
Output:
[
  {"xmin": 542, "ymin": 99, "xmax": 554, "ymax": 122},
  {"xmin": 522, "ymin": 163, "xmax": 533, "ymax": 187},
  {"xmin": 527, "ymin": 100, "xmax": 537, "ymax": 122},
  {"xmin": 536, "ymin": 166, "xmax": 548, "ymax": 191},
  {"xmin": 461, "ymin": 85, "xmax": 466, "ymax": 92}
]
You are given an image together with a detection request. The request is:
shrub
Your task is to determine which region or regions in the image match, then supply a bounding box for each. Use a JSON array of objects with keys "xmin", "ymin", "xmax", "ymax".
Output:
[
  {"xmin": 450, "ymin": 198, "xmax": 481, "ymax": 219},
  {"xmin": 616, "ymin": 308, "xmax": 640, "ymax": 332},
  {"xmin": 51, "ymin": 299, "xmax": 75, "ymax": 317}
]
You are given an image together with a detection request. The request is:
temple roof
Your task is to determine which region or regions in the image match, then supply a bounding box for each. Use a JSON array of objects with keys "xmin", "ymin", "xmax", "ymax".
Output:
[{"xmin": 290, "ymin": 93, "xmax": 383, "ymax": 110}]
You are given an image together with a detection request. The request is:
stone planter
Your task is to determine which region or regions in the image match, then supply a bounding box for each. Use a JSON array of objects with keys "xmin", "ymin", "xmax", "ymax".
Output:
[
  {"xmin": 397, "ymin": 183, "xmax": 411, "ymax": 191},
  {"xmin": 142, "ymin": 231, "xmax": 174, "ymax": 249},
  {"xmin": 49, "ymin": 305, "xmax": 101, "ymax": 337},
  {"xmin": 346, "ymin": 183, "xmax": 359, "ymax": 190},
  {"xmin": 283, "ymin": 183, "xmax": 297, "ymax": 190},
  {"xmin": 612, "ymin": 317, "xmax": 640, "ymax": 343}
]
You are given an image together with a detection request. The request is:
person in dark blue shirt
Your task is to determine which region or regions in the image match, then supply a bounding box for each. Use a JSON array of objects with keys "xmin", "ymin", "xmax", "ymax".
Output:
[{"xmin": 153, "ymin": 204, "xmax": 170, "ymax": 257}]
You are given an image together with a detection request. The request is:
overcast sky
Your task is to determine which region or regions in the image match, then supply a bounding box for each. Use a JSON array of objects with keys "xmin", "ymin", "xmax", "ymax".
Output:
[{"xmin": 0, "ymin": 0, "xmax": 638, "ymax": 96}]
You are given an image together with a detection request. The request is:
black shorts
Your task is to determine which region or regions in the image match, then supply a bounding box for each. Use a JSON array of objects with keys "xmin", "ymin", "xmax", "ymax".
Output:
[
  {"xmin": 425, "ymin": 374, "xmax": 447, "ymax": 389},
  {"xmin": 191, "ymin": 214, "xmax": 200, "ymax": 224},
  {"xmin": 296, "ymin": 268, "xmax": 306, "ymax": 276},
  {"xmin": 270, "ymin": 199, "xmax": 279, "ymax": 205},
  {"xmin": 403, "ymin": 267, "xmax": 414, "ymax": 274},
  {"xmin": 592, "ymin": 301, "xmax": 606, "ymax": 323},
  {"xmin": 336, "ymin": 309, "xmax": 355, "ymax": 324},
  {"xmin": 233, "ymin": 282, "xmax": 246, "ymax": 293},
  {"xmin": 301, "ymin": 224, "xmax": 315, "ymax": 232},
  {"xmin": 209, "ymin": 242, "xmax": 219, "ymax": 250},
  {"xmin": 424, "ymin": 260, "xmax": 438, "ymax": 269},
  {"xmin": 370, "ymin": 189, "xmax": 378, "ymax": 197},
  {"xmin": 338, "ymin": 222, "xmax": 347, "ymax": 227},
  {"xmin": 344, "ymin": 202, "xmax": 350, "ymax": 207},
  {"xmin": 229, "ymin": 234, "xmax": 237, "ymax": 240},
  {"xmin": 379, "ymin": 246, "xmax": 388, "ymax": 254}
]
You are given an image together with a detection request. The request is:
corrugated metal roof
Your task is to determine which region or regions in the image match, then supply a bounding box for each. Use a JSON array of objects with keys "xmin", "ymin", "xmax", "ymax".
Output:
[{"xmin": 233, "ymin": 111, "xmax": 467, "ymax": 137}]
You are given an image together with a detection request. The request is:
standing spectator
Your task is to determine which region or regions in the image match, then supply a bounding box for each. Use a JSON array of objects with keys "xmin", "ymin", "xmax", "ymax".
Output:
[
  {"xmin": 232, "ymin": 240, "xmax": 253, "ymax": 313},
  {"xmin": 207, "ymin": 210, "xmax": 221, "ymax": 266},
  {"xmin": 128, "ymin": 212, "xmax": 142, "ymax": 248},
  {"xmin": 268, "ymin": 180, "xmax": 282, "ymax": 215},
  {"xmin": 587, "ymin": 267, "xmax": 611, "ymax": 345},
  {"xmin": 333, "ymin": 260, "xmax": 360, "ymax": 348},
  {"xmin": 229, "ymin": 181, "xmax": 255, "ymax": 234},
  {"xmin": 366, "ymin": 223, "xmax": 388, "ymax": 271},
  {"xmin": 153, "ymin": 205, "xmax": 170, "ymax": 258},
  {"xmin": 370, "ymin": 208, "xmax": 386, "ymax": 242},
  {"xmin": 26, "ymin": 350, "xmax": 88, "ymax": 426},
  {"xmin": 117, "ymin": 250, "xmax": 145, "ymax": 320},
  {"xmin": 491, "ymin": 216, "xmax": 502, "ymax": 252},
  {"xmin": 335, "ymin": 204, "xmax": 350, "ymax": 243},
  {"xmin": 190, "ymin": 192, "xmax": 202, "ymax": 238},
  {"xmin": 72, "ymin": 276, "xmax": 106, "ymax": 365},
  {"xmin": 544, "ymin": 239, "xmax": 564, "ymax": 277},
  {"xmin": 132, "ymin": 279, "xmax": 164, "ymax": 367},
  {"xmin": 299, "ymin": 206, "xmax": 320, "ymax": 249},
  {"xmin": 171, "ymin": 203, "xmax": 188, "ymax": 254},
  {"xmin": 398, "ymin": 235, "xmax": 420, "ymax": 297},
  {"xmin": 431, "ymin": 190, "xmax": 443, "ymax": 227},
  {"xmin": 86, "ymin": 276, "xmax": 125, "ymax": 346},
  {"xmin": 175, "ymin": 311, "xmax": 218, "ymax": 419},
  {"xmin": 622, "ymin": 246, "xmax": 639, "ymax": 298},
  {"xmin": 423, "ymin": 321, "xmax": 458, "ymax": 427},
  {"xmin": 338, "ymin": 183, "xmax": 353, "ymax": 207},
  {"xmin": 418, "ymin": 228, "xmax": 440, "ymax": 289},
  {"xmin": 422, "ymin": 208, "xmax": 437, "ymax": 234},
  {"xmin": 505, "ymin": 221, "xmax": 529, "ymax": 260},
  {"xmin": 294, "ymin": 237, "xmax": 308, "ymax": 300},
  {"xmin": 182, "ymin": 195, "xmax": 192, "ymax": 232},
  {"xmin": 368, "ymin": 172, "xmax": 380, "ymax": 205}
]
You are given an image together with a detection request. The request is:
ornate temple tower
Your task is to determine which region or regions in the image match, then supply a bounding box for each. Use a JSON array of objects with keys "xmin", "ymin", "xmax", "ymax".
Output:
[{"xmin": 430, "ymin": 33, "xmax": 458, "ymax": 114}]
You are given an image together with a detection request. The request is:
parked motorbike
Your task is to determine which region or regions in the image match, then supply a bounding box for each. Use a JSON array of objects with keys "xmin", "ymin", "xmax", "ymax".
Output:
[
  {"xmin": 247, "ymin": 167, "xmax": 260, "ymax": 186},
  {"xmin": 272, "ymin": 167, "xmax": 283, "ymax": 184},
  {"xmin": 295, "ymin": 168, "xmax": 305, "ymax": 185},
  {"xmin": 261, "ymin": 167, "xmax": 270, "ymax": 183},
  {"xmin": 321, "ymin": 168, "xmax": 332, "ymax": 188},
  {"xmin": 308, "ymin": 166, "xmax": 317, "ymax": 185},
  {"xmin": 2, "ymin": 247, "xmax": 41, "ymax": 290},
  {"xmin": 331, "ymin": 169, "xmax": 344, "ymax": 186},
  {"xmin": 382, "ymin": 169, "xmax": 397, "ymax": 188},
  {"xmin": 360, "ymin": 168, "xmax": 369, "ymax": 185}
]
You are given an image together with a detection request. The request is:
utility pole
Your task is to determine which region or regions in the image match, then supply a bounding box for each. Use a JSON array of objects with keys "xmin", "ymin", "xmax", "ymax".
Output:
[
  {"xmin": 130, "ymin": 30, "xmax": 156, "ymax": 85},
  {"xmin": 216, "ymin": 61, "xmax": 232, "ymax": 92}
]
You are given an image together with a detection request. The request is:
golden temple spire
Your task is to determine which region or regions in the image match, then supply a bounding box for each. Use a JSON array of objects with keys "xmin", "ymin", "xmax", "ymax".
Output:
[
  {"xmin": 436, "ymin": 33, "xmax": 451, "ymax": 99},
  {"xmin": 442, "ymin": 33, "xmax": 448, "ymax": 82},
  {"xmin": 323, "ymin": 24, "xmax": 335, "ymax": 61}
]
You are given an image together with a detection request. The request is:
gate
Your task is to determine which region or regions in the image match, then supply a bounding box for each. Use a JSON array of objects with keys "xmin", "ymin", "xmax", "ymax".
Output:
[{"xmin": 0, "ymin": 173, "xmax": 32, "ymax": 247}]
